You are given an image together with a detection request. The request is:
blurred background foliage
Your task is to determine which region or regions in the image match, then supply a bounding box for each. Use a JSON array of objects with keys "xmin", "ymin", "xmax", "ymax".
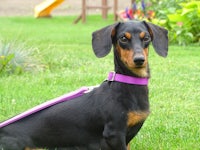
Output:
[
  {"xmin": 150, "ymin": 0, "xmax": 200, "ymax": 45},
  {"xmin": 124, "ymin": 0, "xmax": 200, "ymax": 45}
]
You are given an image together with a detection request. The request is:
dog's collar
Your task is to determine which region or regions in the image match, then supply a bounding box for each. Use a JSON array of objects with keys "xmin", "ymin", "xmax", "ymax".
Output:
[{"xmin": 107, "ymin": 71, "xmax": 148, "ymax": 85}]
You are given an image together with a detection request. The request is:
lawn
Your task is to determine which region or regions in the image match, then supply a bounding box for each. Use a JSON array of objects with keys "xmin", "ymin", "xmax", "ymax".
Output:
[{"xmin": 0, "ymin": 16, "xmax": 200, "ymax": 149}]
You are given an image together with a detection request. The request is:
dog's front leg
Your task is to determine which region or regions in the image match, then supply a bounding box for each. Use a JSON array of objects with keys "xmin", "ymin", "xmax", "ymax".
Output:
[{"xmin": 101, "ymin": 122, "xmax": 127, "ymax": 150}]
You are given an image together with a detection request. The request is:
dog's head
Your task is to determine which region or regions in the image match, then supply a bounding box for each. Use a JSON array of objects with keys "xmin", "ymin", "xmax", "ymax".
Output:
[{"xmin": 92, "ymin": 21, "xmax": 168, "ymax": 77}]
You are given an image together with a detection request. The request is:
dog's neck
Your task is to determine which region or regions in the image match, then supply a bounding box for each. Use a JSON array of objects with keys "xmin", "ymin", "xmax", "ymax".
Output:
[{"xmin": 113, "ymin": 49, "xmax": 150, "ymax": 78}]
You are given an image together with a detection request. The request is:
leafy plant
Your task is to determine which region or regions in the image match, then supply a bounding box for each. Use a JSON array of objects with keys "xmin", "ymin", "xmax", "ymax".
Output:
[
  {"xmin": 150, "ymin": 0, "xmax": 185, "ymax": 19},
  {"xmin": 150, "ymin": 0, "xmax": 200, "ymax": 45},
  {"xmin": 167, "ymin": 1, "xmax": 200, "ymax": 45},
  {"xmin": 0, "ymin": 40, "xmax": 45, "ymax": 75},
  {"xmin": 0, "ymin": 54, "xmax": 14, "ymax": 73}
]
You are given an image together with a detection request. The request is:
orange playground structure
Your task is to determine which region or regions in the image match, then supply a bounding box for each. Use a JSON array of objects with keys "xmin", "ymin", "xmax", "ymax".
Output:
[
  {"xmin": 34, "ymin": 0, "xmax": 129, "ymax": 23},
  {"xmin": 34, "ymin": 0, "xmax": 64, "ymax": 18}
]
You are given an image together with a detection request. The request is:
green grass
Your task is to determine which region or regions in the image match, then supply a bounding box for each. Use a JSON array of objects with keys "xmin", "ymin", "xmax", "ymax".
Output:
[{"xmin": 0, "ymin": 16, "xmax": 200, "ymax": 149}]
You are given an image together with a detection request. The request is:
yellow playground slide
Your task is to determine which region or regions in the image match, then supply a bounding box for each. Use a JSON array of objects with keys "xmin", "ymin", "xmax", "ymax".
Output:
[{"xmin": 34, "ymin": 0, "xmax": 64, "ymax": 18}]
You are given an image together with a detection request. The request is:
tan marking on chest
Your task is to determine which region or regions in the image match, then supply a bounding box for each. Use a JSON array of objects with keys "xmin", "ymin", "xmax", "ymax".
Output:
[{"xmin": 127, "ymin": 111, "xmax": 150, "ymax": 127}]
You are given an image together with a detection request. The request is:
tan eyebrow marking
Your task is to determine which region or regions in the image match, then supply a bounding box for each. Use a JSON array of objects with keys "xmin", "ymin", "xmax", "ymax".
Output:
[
  {"xmin": 125, "ymin": 32, "xmax": 132, "ymax": 40},
  {"xmin": 139, "ymin": 32, "xmax": 146, "ymax": 39}
]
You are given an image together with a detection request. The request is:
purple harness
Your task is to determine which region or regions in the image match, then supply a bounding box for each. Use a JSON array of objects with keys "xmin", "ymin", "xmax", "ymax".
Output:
[{"xmin": 0, "ymin": 72, "xmax": 148, "ymax": 128}]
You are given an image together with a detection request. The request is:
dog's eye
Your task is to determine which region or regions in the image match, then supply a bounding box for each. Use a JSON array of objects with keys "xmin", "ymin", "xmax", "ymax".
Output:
[
  {"xmin": 143, "ymin": 37, "xmax": 150, "ymax": 42},
  {"xmin": 119, "ymin": 36, "xmax": 128, "ymax": 43}
]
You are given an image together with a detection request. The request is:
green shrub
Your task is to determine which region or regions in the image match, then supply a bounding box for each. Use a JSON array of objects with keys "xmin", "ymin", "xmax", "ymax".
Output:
[
  {"xmin": 150, "ymin": 0, "xmax": 185, "ymax": 19},
  {"xmin": 167, "ymin": 1, "xmax": 200, "ymax": 45},
  {"xmin": 0, "ymin": 40, "xmax": 45, "ymax": 75},
  {"xmin": 150, "ymin": 0, "xmax": 200, "ymax": 45}
]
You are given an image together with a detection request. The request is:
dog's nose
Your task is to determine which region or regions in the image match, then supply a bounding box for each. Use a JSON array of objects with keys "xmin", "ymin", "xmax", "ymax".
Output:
[{"xmin": 134, "ymin": 56, "xmax": 145, "ymax": 66}]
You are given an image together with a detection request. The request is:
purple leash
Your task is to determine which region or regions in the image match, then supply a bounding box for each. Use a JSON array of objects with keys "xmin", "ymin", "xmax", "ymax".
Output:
[{"xmin": 0, "ymin": 87, "xmax": 89, "ymax": 128}]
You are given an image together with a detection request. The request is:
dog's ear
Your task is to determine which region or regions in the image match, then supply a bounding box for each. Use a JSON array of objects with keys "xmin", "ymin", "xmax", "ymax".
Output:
[
  {"xmin": 92, "ymin": 23, "xmax": 120, "ymax": 58},
  {"xmin": 143, "ymin": 21, "xmax": 168, "ymax": 57}
]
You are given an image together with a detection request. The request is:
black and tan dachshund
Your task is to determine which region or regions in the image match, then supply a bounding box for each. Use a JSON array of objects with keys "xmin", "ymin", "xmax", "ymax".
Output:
[{"xmin": 0, "ymin": 20, "xmax": 168, "ymax": 150}]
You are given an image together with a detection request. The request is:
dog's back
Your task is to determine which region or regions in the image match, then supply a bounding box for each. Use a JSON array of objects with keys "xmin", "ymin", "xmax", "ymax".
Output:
[{"xmin": 0, "ymin": 81, "xmax": 148, "ymax": 149}]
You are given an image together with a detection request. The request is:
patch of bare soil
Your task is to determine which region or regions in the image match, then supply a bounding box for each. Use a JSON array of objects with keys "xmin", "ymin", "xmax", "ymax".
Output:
[{"xmin": 0, "ymin": 0, "xmax": 130, "ymax": 17}]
